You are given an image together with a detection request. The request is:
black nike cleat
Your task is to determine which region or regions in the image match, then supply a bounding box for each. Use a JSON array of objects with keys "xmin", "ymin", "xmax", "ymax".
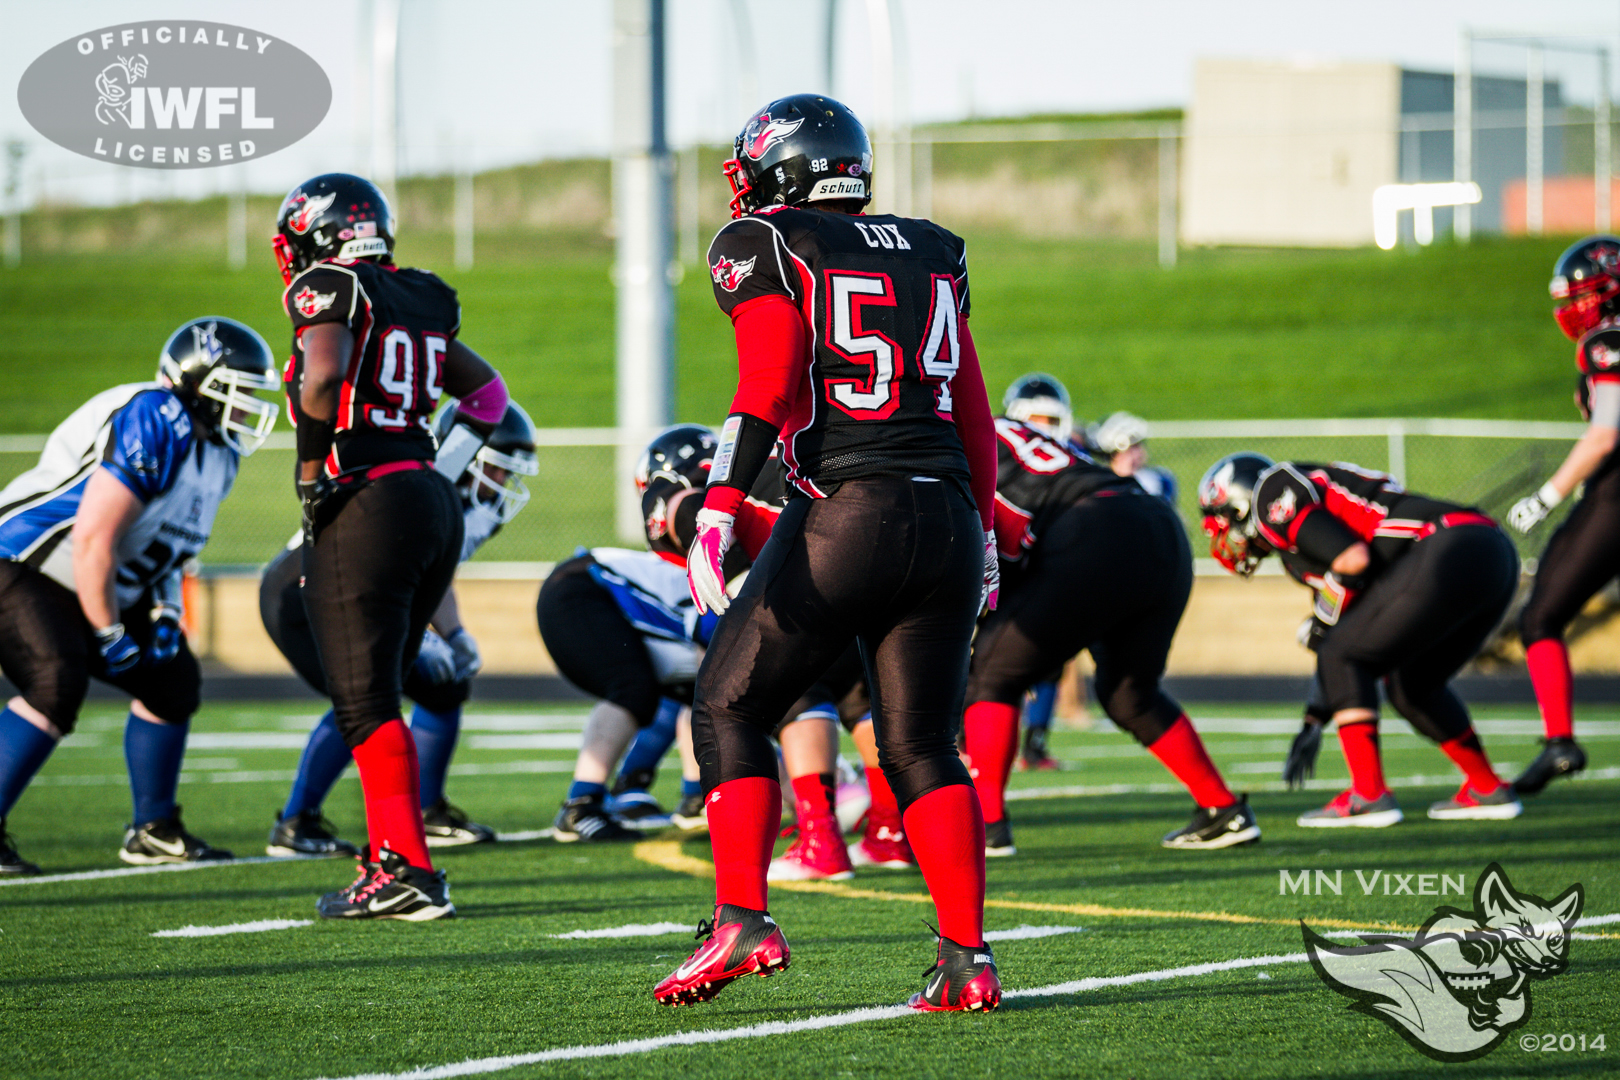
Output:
[
  {"xmin": 653, "ymin": 904, "xmax": 791, "ymax": 1005},
  {"xmin": 1513, "ymin": 738, "xmax": 1587, "ymax": 795},
  {"xmin": 0, "ymin": 819, "xmax": 40, "ymax": 876},
  {"xmin": 119, "ymin": 807, "xmax": 234, "ymax": 865},
  {"xmin": 1161, "ymin": 794, "xmax": 1262, "ymax": 849},
  {"xmin": 909, "ymin": 934, "xmax": 1001, "ymax": 1012},
  {"xmin": 266, "ymin": 809, "xmax": 360, "ymax": 858},
  {"xmin": 985, "ymin": 817, "xmax": 1016, "ymax": 858},
  {"xmin": 609, "ymin": 791, "xmax": 673, "ymax": 830},
  {"xmin": 316, "ymin": 847, "xmax": 454, "ymax": 921},
  {"xmin": 422, "ymin": 799, "xmax": 496, "ymax": 847},
  {"xmin": 552, "ymin": 795, "xmax": 639, "ymax": 843}
]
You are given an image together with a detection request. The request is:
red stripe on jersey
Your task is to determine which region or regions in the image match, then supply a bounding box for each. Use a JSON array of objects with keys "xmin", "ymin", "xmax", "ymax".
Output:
[
  {"xmin": 733, "ymin": 497, "xmax": 782, "ymax": 559},
  {"xmin": 1309, "ymin": 469, "xmax": 1392, "ymax": 542},
  {"xmin": 1286, "ymin": 504, "xmax": 1318, "ymax": 546},
  {"xmin": 780, "ymin": 245, "xmax": 826, "ymax": 497}
]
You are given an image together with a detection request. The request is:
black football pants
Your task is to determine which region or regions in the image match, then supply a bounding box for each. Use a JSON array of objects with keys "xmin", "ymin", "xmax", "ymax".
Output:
[
  {"xmin": 535, "ymin": 555, "xmax": 669, "ymax": 727},
  {"xmin": 692, "ymin": 477, "xmax": 982, "ymax": 814},
  {"xmin": 300, "ymin": 469, "xmax": 463, "ymax": 748},
  {"xmin": 1316, "ymin": 523, "xmax": 1519, "ymax": 741},
  {"xmin": 260, "ymin": 543, "xmax": 470, "ymax": 716},
  {"xmin": 965, "ymin": 491, "xmax": 1192, "ymax": 747},
  {"xmin": 1519, "ymin": 467, "xmax": 1620, "ymax": 648},
  {"xmin": 0, "ymin": 561, "xmax": 199, "ymax": 733}
]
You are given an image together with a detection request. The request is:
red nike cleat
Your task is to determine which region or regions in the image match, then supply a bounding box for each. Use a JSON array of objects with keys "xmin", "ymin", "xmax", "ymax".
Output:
[
  {"xmin": 847, "ymin": 811, "xmax": 915, "ymax": 869},
  {"xmin": 908, "ymin": 935, "xmax": 1001, "ymax": 1012},
  {"xmin": 769, "ymin": 814, "xmax": 854, "ymax": 881},
  {"xmin": 653, "ymin": 905, "xmax": 791, "ymax": 1006}
]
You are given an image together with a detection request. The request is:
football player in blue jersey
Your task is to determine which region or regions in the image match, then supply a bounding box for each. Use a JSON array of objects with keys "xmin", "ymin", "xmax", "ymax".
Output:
[{"xmin": 0, "ymin": 317, "xmax": 279, "ymax": 874}]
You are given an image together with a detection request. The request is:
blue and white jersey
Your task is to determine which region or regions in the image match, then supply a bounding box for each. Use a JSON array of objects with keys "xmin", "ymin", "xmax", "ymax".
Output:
[
  {"xmin": 587, "ymin": 547, "xmax": 719, "ymax": 687},
  {"xmin": 0, "ymin": 383, "xmax": 238, "ymax": 609}
]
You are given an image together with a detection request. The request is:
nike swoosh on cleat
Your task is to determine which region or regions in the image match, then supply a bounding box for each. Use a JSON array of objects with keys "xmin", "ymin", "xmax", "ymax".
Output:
[
  {"xmin": 673, "ymin": 937, "xmax": 730, "ymax": 982},
  {"xmin": 142, "ymin": 835, "xmax": 189, "ymax": 857},
  {"xmin": 926, "ymin": 972, "xmax": 945, "ymax": 999},
  {"xmin": 367, "ymin": 891, "xmax": 415, "ymax": 912}
]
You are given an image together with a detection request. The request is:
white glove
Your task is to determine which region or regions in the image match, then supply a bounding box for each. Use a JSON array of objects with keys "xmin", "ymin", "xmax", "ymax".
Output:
[
  {"xmin": 412, "ymin": 629, "xmax": 458, "ymax": 685},
  {"xmin": 446, "ymin": 627, "xmax": 482, "ymax": 682},
  {"xmin": 1508, "ymin": 482, "xmax": 1563, "ymax": 534},
  {"xmin": 688, "ymin": 508, "xmax": 735, "ymax": 615},
  {"xmin": 982, "ymin": 531, "xmax": 1001, "ymax": 612}
]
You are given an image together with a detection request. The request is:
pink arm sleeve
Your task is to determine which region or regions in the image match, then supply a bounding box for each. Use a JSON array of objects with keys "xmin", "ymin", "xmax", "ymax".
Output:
[{"xmin": 458, "ymin": 373, "xmax": 509, "ymax": 425}]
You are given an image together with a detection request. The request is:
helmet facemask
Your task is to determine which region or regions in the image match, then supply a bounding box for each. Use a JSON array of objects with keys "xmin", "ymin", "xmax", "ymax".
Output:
[
  {"xmin": 1552, "ymin": 278, "xmax": 1619, "ymax": 341},
  {"xmin": 465, "ymin": 444, "xmax": 538, "ymax": 524},
  {"xmin": 197, "ymin": 365, "xmax": 281, "ymax": 456},
  {"xmin": 1203, "ymin": 514, "xmax": 1263, "ymax": 578}
]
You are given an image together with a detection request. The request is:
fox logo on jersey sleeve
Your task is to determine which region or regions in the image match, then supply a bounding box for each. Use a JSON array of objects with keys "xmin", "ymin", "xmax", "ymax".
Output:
[
  {"xmin": 711, "ymin": 255, "xmax": 757, "ymax": 293},
  {"xmin": 293, "ymin": 286, "xmax": 337, "ymax": 319}
]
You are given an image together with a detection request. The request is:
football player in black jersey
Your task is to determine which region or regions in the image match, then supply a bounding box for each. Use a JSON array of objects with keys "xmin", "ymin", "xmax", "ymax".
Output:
[
  {"xmin": 654, "ymin": 95, "xmax": 1002, "ymax": 1012},
  {"xmin": 274, "ymin": 172, "xmax": 510, "ymax": 921},
  {"xmin": 260, "ymin": 403, "xmax": 538, "ymax": 858},
  {"xmin": 1502, "ymin": 235, "xmax": 1620, "ymax": 793},
  {"xmin": 963, "ymin": 390, "xmax": 1258, "ymax": 855},
  {"xmin": 1200, "ymin": 455, "xmax": 1522, "ymax": 827}
]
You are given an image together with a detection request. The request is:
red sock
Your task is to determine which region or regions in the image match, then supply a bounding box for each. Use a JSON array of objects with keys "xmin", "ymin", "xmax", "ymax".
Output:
[
  {"xmin": 902, "ymin": 784, "xmax": 985, "ymax": 948},
  {"xmin": 1526, "ymin": 639, "xmax": 1575, "ymax": 739},
  {"xmin": 1440, "ymin": 729, "xmax": 1502, "ymax": 793},
  {"xmin": 1148, "ymin": 715, "xmax": 1236, "ymax": 808},
  {"xmin": 962, "ymin": 701, "xmax": 1019, "ymax": 823},
  {"xmin": 790, "ymin": 772, "xmax": 835, "ymax": 823},
  {"xmin": 707, "ymin": 776, "xmax": 781, "ymax": 912},
  {"xmin": 865, "ymin": 765, "xmax": 900, "ymax": 821},
  {"xmin": 351, "ymin": 718, "xmax": 433, "ymax": 870},
  {"xmin": 1338, "ymin": 720, "xmax": 1386, "ymax": 800}
]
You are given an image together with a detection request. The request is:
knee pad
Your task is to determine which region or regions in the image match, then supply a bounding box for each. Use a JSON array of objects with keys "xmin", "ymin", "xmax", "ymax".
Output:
[
  {"xmin": 1097, "ymin": 675, "xmax": 1179, "ymax": 748},
  {"xmin": 20, "ymin": 660, "xmax": 89, "ymax": 735},
  {"xmin": 1383, "ymin": 675, "xmax": 1469, "ymax": 743}
]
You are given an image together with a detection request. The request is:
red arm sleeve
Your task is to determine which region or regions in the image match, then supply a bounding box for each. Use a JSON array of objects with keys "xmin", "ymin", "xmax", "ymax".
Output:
[
  {"xmin": 703, "ymin": 296, "xmax": 806, "ymax": 517},
  {"xmin": 953, "ymin": 319, "xmax": 997, "ymax": 533},
  {"xmin": 728, "ymin": 295, "xmax": 804, "ymax": 426},
  {"xmin": 732, "ymin": 499, "xmax": 782, "ymax": 559}
]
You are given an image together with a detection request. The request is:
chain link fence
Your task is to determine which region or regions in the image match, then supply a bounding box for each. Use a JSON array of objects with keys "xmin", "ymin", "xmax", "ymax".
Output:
[{"xmin": 0, "ymin": 419, "xmax": 1590, "ymax": 572}]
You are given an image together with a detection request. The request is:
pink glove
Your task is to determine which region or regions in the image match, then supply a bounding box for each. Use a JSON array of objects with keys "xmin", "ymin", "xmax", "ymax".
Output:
[{"xmin": 688, "ymin": 508, "xmax": 735, "ymax": 615}]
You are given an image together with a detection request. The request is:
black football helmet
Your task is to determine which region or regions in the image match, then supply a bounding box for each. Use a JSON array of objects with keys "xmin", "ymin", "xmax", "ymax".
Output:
[
  {"xmin": 1002, "ymin": 373, "xmax": 1073, "ymax": 439},
  {"xmin": 1197, "ymin": 452, "xmax": 1275, "ymax": 577},
  {"xmin": 724, "ymin": 94, "xmax": 873, "ymax": 218},
  {"xmin": 635, "ymin": 424, "xmax": 718, "ymax": 493},
  {"xmin": 273, "ymin": 173, "xmax": 396, "ymax": 285},
  {"xmin": 433, "ymin": 402, "xmax": 539, "ymax": 523},
  {"xmin": 157, "ymin": 317, "xmax": 279, "ymax": 456}
]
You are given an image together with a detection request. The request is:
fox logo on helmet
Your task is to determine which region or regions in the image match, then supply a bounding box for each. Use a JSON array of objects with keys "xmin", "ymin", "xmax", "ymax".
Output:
[
  {"xmin": 285, "ymin": 189, "xmax": 336, "ymax": 235},
  {"xmin": 711, "ymin": 255, "xmax": 757, "ymax": 293},
  {"xmin": 743, "ymin": 114, "xmax": 804, "ymax": 160}
]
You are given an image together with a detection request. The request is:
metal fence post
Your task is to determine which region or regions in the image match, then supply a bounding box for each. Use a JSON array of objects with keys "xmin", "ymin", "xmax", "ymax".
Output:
[
  {"xmin": 1158, "ymin": 125, "xmax": 1177, "ymax": 268},
  {"xmin": 1387, "ymin": 420, "xmax": 1407, "ymax": 484}
]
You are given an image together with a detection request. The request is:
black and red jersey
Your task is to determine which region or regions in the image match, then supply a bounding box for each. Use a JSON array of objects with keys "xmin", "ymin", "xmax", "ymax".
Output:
[
  {"xmin": 706, "ymin": 206, "xmax": 973, "ymax": 495},
  {"xmin": 1251, "ymin": 461, "xmax": 1486, "ymax": 582},
  {"xmin": 282, "ymin": 259, "xmax": 461, "ymax": 474},
  {"xmin": 991, "ymin": 417, "xmax": 1134, "ymax": 560},
  {"xmin": 1574, "ymin": 325, "xmax": 1620, "ymax": 481}
]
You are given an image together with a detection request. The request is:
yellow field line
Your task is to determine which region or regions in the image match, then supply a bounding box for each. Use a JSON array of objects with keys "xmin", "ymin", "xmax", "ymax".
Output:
[{"xmin": 631, "ymin": 840, "xmax": 1419, "ymax": 933}]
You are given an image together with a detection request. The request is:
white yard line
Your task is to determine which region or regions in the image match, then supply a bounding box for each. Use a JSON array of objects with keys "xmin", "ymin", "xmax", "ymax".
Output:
[
  {"xmin": 1188, "ymin": 718, "xmax": 1620, "ymax": 737},
  {"xmin": 493, "ymin": 829, "xmax": 555, "ymax": 842},
  {"xmin": 313, "ymin": 949, "xmax": 1320, "ymax": 1080},
  {"xmin": 0, "ymin": 855, "xmax": 317, "ymax": 887},
  {"xmin": 983, "ymin": 924, "xmax": 1084, "ymax": 942},
  {"xmin": 549, "ymin": 921, "xmax": 690, "ymax": 940},
  {"xmin": 152, "ymin": 918, "xmax": 312, "ymax": 938},
  {"xmin": 31, "ymin": 758, "xmax": 576, "ymax": 788}
]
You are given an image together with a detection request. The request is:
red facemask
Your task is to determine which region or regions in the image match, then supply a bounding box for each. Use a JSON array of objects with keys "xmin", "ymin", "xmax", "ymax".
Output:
[
  {"xmin": 722, "ymin": 158, "xmax": 751, "ymax": 219},
  {"xmin": 1203, "ymin": 515, "xmax": 1262, "ymax": 577},
  {"xmin": 272, "ymin": 234, "xmax": 298, "ymax": 286},
  {"xmin": 1553, "ymin": 276, "xmax": 1620, "ymax": 341}
]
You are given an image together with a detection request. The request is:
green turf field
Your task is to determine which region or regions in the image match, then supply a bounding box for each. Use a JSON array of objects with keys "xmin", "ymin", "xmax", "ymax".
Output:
[
  {"xmin": 1, "ymin": 703, "xmax": 1614, "ymax": 1079},
  {"xmin": 0, "ymin": 231, "xmax": 1593, "ymax": 563}
]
